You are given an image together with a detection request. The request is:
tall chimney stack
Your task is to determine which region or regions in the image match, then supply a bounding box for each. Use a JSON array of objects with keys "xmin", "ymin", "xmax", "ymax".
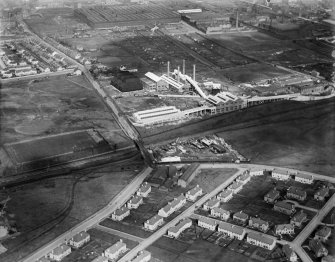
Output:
[
  {"xmin": 193, "ymin": 64, "xmax": 196, "ymax": 81},
  {"xmin": 182, "ymin": 59, "xmax": 185, "ymax": 75},
  {"xmin": 177, "ymin": 66, "xmax": 180, "ymax": 83},
  {"xmin": 167, "ymin": 61, "xmax": 170, "ymax": 77}
]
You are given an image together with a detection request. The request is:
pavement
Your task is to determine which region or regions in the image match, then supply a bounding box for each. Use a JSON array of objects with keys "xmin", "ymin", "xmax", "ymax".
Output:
[{"xmin": 19, "ymin": 167, "xmax": 152, "ymax": 262}]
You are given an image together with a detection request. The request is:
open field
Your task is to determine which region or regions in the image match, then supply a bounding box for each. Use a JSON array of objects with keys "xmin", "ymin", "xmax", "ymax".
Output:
[
  {"xmin": 0, "ymin": 75, "xmax": 127, "ymax": 146},
  {"xmin": 0, "ymin": 167, "xmax": 140, "ymax": 262},
  {"xmin": 210, "ymin": 31, "xmax": 332, "ymax": 67}
]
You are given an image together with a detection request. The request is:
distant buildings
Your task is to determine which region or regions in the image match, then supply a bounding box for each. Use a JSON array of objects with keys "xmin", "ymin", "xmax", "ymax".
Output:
[
  {"xmin": 104, "ymin": 240, "xmax": 127, "ymax": 260},
  {"xmin": 49, "ymin": 244, "xmax": 71, "ymax": 261},
  {"xmin": 167, "ymin": 218, "xmax": 192, "ymax": 238},
  {"xmin": 68, "ymin": 231, "xmax": 90, "ymax": 249},
  {"xmin": 246, "ymin": 232, "xmax": 276, "ymax": 250},
  {"xmin": 144, "ymin": 215, "xmax": 164, "ymax": 231}
]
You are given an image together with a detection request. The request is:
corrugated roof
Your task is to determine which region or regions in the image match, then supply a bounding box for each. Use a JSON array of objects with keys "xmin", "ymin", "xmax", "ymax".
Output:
[{"xmin": 145, "ymin": 72, "xmax": 162, "ymax": 82}]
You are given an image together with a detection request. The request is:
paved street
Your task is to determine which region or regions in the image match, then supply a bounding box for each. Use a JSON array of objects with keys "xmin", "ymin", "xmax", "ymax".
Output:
[
  {"xmin": 20, "ymin": 167, "xmax": 152, "ymax": 262},
  {"xmin": 119, "ymin": 167, "xmax": 245, "ymax": 262}
]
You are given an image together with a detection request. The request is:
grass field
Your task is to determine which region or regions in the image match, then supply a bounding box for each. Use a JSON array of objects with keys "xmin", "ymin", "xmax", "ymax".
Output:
[
  {"xmin": 0, "ymin": 75, "xmax": 126, "ymax": 146},
  {"xmin": 0, "ymin": 167, "xmax": 139, "ymax": 262},
  {"xmin": 5, "ymin": 130, "xmax": 107, "ymax": 164}
]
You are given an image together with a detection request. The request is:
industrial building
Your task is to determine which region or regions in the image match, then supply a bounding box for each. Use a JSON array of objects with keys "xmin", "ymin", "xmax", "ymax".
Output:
[
  {"xmin": 74, "ymin": 5, "xmax": 180, "ymax": 29},
  {"xmin": 110, "ymin": 71, "xmax": 143, "ymax": 92},
  {"xmin": 133, "ymin": 106, "xmax": 184, "ymax": 125}
]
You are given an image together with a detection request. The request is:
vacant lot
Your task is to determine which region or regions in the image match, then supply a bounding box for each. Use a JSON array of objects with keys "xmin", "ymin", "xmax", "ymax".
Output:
[
  {"xmin": 0, "ymin": 75, "xmax": 125, "ymax": 146},
  {"xmin": 0, "ymin": 168, "xmax": 139, "ymax": 262}
]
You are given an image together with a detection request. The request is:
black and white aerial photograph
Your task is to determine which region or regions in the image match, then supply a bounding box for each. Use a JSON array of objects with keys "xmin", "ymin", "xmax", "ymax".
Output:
[{"xmin": 0, "ymin": 0, "xmax": 334, "ymax": 261}]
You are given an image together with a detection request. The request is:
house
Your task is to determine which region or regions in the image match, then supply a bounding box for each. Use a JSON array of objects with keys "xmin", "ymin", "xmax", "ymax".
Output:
[
  {"xmin": 315, "ymin": 227, "xmax": 331, "ymax": 242},
  {"xmin": 295, "ymin": 173, "xmax": 314, "ymax": 184},
  {"xmin": 233, "ymin": 211, "xmax": 249, "ymax": 224},
  {"xmin": 198, "ymin": 216, "xmax": 217, "ymax": 231},
  {"xmin": 274, "ymin": 201, "xmax": 295, "ymax": 215},
  {"xmin": 272, "ymin": 169, "xmax": 290, "ymax": 180},
  {"xmin": 144, "ymin": 215, "xmax": 164, "ymax": 231},
  {"xmin": 49, "ymin": 244, "xmax": 71, "ymax": 261},
  {"xmin": 248, "ymin": 217, "xmax": 269, "ymax": 232},
  {"xmin": 236, "ymin": 172, "xmax": 251, "ymax": 184},
  {"xmin": 127, "ymin": 195, "xmax": 143, "ymax": 209},
  {"xmin": 264, "ymin": 189, "xmax": 280, "ymax": 204},
  {"xmin": 249, "ymin": 169, "xmax": 264, "ymax": 176},
  {"xmin": 137, "ymin": 182, "xmax": 151, "ymax": 197},
  {"xmin": 282, "ymin": 244, "xmax": 298, "ymax": 262},
  {"xmin": 290, "ymin": 210, "xmax": 307, "ymax": 227},
  {"xmin": 217, "ymin": 190, "xmax": 233, "ymax": 202},
  {"xmin": 275, "ymin": 224, "xmax": 295, "ymax": 235},
  {"xmin": 287, "ymin": 187, "xmax": 307, "ymax": 201},
  {"xmin": 132, "ymin": 250, "xmax": 151, "ymax": 262},
  {"xmin": 158, "ymin": 194, "xmax": 186, "ymax": 217},
  {"xmin": 111, "ymin": 206, "xmax": 130, "ymax": 221},
  {"xmin": 185, "ymin": 185, "xmax": 203, "ymax": 202},
  {"xmin": 314, "ymin": 187, "xmax": 329, "ymax": 201},
  {"xmin": 218, "ymin": 222, "xmax": 246, "ymax": 240},
  {"xmin": 91, "ymin": 256, "xmax": 108, "ymax": 262},
  {"xmin": 203, "ymin": 198, "xmax": 220, "ymax": 211},
  {"xmin": 309, "ymin": 239, "xmax": 328, "ymax": 257},
  {"xmin": 228, "ymin": 181, "xmax": 243, "ymax": 194},
  {"xmin": 104, "ymin": 240, "xmax": 127, "ymax": 260},
  {"xmin": 211, "ymin": 207, "xmax": 230, "ymax": 221},
  {"xmin": 247, "ymin": 232, "xmax": 276, "ymax": 250},
  {"xmin": 167, "ymin": 218, "xmax": 192, "ymax": 238},
  {"xmin": 68, "ymin": 231, "xmax": 90, "ymax": 248}
]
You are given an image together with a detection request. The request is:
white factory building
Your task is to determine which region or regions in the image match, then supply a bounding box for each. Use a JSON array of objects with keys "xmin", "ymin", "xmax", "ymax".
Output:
[{"xmin": 133, "ymin": 106, "xmax": 185, "ymax": 125}]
